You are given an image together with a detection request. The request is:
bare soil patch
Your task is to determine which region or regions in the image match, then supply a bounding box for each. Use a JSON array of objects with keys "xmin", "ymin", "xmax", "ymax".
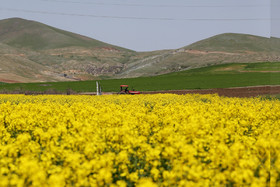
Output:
[
  {"xmin": 141, "ymin": 86, "xmax": 280, "ymax": 97},
  {"xmin": 185, "ymin": 50, "xmax": 239, "ymax": 56},
  {"xmin": 0, "ymin": 78, "xmax": 21, "ymax": 83},
  {"xmin": 79, "ymin": 86, "xmax": 280, "ymax": 98}
]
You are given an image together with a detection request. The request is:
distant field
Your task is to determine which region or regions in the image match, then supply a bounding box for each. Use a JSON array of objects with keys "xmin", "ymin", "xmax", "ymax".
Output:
[{"xmin": 0, "ymin": 62, "xmax": 279, "ymax": 93}]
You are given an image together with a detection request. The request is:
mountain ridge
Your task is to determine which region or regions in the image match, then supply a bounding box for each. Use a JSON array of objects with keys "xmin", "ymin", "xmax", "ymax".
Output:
[
  {"xmin": 0, "ymin": 17, "xmax": 279, "ymax": 82},
  {"xmin": 117, "ymin": 34, "xmax": 280, "ymax": 78},
  {"xmin": 184, "ymin": 33, "xmax": 280, "ymax": 52},
  {"xmin": 0, "ymin": 17, "xmax": 131, "ymax": 51}
]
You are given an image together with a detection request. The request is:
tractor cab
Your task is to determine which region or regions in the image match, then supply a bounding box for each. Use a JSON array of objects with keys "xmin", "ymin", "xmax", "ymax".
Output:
[
  {"xmin": 119, "ymin": 85, "xmax": 140, "ymax": 95},
  {"xmin": 120, "ymin": 85, "xmax": 129, "ymax": 94}
]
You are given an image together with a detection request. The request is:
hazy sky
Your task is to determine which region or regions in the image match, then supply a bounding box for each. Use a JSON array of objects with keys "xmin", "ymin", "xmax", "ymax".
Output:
[
  {"xmin": 0, "ymin": 0, "xmax": 278, "ymax": 51},
  {"xmin": 271, "ymin": 0, "xmax": 280, "ymax": 37}
]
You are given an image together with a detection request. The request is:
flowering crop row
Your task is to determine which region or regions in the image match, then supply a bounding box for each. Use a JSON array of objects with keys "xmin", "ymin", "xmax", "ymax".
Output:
[{"xmin": 0, "ymin": 94, "xmax": 279, "ymax": 186}]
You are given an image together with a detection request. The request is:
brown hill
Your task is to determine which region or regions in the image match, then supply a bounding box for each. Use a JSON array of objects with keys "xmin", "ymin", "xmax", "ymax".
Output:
[
  {"xmin": 117, "ymin": 33, "xmax": 280, "ymax": 78},
  {"xmin": 0, "ymin": 18, "xmax": 279, "ymax": 82},
  {"xmin": 0, "ymin": 18, "xmax": 134, "ymax": 82}
]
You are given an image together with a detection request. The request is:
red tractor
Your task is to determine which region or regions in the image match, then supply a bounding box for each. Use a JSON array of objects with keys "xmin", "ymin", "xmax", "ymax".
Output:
[{"xmin": 119, "ymin": 85, "xmax": 140, "ymax": 95}]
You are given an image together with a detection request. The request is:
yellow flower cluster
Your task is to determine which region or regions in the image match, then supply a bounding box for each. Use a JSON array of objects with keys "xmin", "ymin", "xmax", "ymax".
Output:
[{"xmin": 0, "ymin": 94, "xmax": 279, "ymax": 186}]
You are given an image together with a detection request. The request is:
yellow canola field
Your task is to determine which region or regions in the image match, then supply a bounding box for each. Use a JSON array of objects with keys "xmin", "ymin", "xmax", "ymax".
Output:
[{"xmin": 0, "ymin": 94, "xmax": 279, "ymax": 187}]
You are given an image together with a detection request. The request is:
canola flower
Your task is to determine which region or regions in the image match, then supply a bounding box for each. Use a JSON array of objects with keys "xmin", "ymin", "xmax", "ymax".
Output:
[{"xmin": 0, "ymin": 94, "xmax": 279, "ymax": 186}]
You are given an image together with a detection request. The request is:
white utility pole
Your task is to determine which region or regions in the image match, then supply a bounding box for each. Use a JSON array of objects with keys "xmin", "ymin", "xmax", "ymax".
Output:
[
  {"xmin": 96, "ymin": 81, "xmax": 102, "ymax": 95},
  {"xmin": 96, "ymin": 81, "xmax": 100, "ymax": 95}
]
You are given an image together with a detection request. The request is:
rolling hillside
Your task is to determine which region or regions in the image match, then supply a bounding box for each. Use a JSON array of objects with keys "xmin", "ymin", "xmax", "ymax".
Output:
[
  {"xmin": 118, "ymin": 33, "xmax": 280, "ymax": 78},
  {"xmin": 0, "ymin": 18, "xmax": 135, "ymax": 82},
  {"xmin": 0, "ymin": 17, "xmax": 280, "ymax": 83},
  {"xmin": 0, "ymin": 18, "xmax": 129, "ymax": 50}
]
